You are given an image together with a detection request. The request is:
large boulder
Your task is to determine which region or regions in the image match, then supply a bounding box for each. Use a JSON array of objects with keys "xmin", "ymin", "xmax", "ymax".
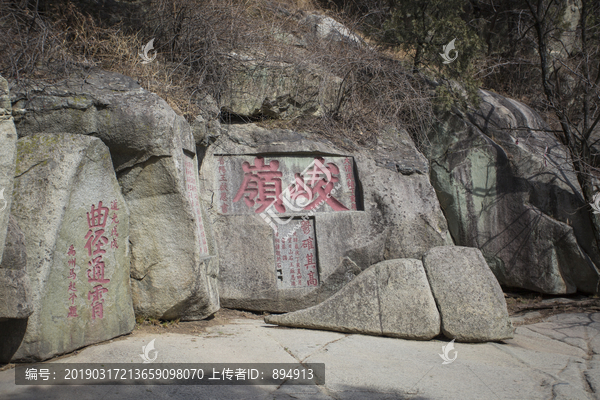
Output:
[
  {"xmin": 10, "ymin": 70, "xmax": 219, "ymax": 320},
  {"xmin": 199, "ymin": 123, "xmax": 452, "ymax": 312},
  {"xmin": 0, "ymin": 215, "xmax": 32, "ymax": 363},
  {"xmin": 0, "ymin": 75, "xmax": 32, "ymax": 364},
  {"xmin": 422, "ymin": 246, "xmax": 513, "ymax": 342},
  {"xmin": 0, "ymin": 75, "xmax": 17, "ymax": 262},
  {"xmin": 7, "ymin": 133, "xmax": 134, "ymax": 361},
  {"xmin": 219, "ymin": 53, "xmax": 342, "ymax": 120},
  {"xmin": 265, "ymin": 259, "xmax": 441, "ymax": 340},
  {"xmin": 428, "ymin": 89, "xmax": 600, "ymax": 294}
]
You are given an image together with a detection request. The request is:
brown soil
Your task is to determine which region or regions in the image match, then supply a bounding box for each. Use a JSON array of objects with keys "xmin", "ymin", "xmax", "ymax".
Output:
[{"xmin": 132, "ymin": 308, "xmax": 267, "ymax": 336}]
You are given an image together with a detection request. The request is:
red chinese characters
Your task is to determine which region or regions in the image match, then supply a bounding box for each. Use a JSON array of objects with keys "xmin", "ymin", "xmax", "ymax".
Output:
[
  {"xmin": 66, "ymin": 245, "xmax": 78, "ymax": 318},
  {"xmin": 274, "ymin": 218, "xmax": 319, "ymax": 288},
  {"xmin": 344, "ymin": 158, "xmax": 357, "ymax": 210},
  {"xmin": 233, "ymin": 157, "xmax": 351, "ymax": 214},
  {"xmin": 88, "ymin": 285, "xmax": 109, "ymax": 320},
  {"xmin": 289, "ymin": 158, "xmax": 349, "ymax": 212},
  {"xmin": 85, "ymin": 201, "xmax": 111, "ymax": 320},
  {"xmin": 233, "ymin": 157, "xmax": 285, "ymax": 213}
]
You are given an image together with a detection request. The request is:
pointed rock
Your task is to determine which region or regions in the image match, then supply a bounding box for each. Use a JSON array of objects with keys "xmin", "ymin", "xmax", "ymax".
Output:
[{"xmin": 265, "ymin": 259, "xmax": 440, "ymax": 340}]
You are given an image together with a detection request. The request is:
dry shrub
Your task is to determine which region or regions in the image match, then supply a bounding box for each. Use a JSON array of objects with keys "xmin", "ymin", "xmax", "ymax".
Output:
[{"xmin": 0, "ymin": 0, "xmax": 436, "ymax": 151}]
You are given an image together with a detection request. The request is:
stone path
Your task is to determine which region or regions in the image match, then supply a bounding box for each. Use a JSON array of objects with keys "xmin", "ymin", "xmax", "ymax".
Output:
[{"xmin": 0, "ymin": 312, "xmax": 598, "ymax": 399}]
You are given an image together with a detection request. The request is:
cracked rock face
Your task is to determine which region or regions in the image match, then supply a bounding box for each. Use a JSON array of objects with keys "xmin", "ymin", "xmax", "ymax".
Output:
[
  {"xmin": 423, "ymin": 246, "xmax": 514, "ymax": 342},
  {"xmin": 511, "ymin": 313, "xmax": 600, "ymax": 400},
  {"xmin": 199, "ymin": 123, "xmax": 452, "ymax": 312},
  {"xmin": 428, "ymin": 89, "xmax": 600, "ymax": 295},
  {"xmin": 7, "ymin": 133, "xmax": 134, "ymax": 361},
  {"xmin": 265, "ymin": 258, "xmax": 441, "ymax": 340},
  {"xmin": 10, "ymin": 70, "xmax": 220, "ymax": 320},
  {"xmin": 219, "ymin": 52, "xmax": 344, "ymax": 120}
]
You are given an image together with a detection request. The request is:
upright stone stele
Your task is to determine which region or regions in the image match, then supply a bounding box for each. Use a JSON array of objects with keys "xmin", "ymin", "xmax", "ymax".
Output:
[{"xmin": 9, "ymin": 133, "xmax": 134, "ymax": 361}]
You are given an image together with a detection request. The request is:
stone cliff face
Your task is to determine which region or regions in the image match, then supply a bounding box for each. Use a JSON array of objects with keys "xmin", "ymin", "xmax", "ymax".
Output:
[
  {"xmin": 10, "ymin": 71, "xmax": 219, "ymax": 323},
  {"xmin": 428, "ymin": 89, "xmax": 600, "ymax": 295},
  {"xmin": 198, "ymin": 123, "xmax": 452, "ymax": 312},
  {"xmin": 0, "ymin": 12, "xmax": 598, "ymax": 359}
]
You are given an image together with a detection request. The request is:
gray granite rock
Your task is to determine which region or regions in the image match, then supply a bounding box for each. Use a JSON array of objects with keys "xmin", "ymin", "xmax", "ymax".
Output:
[
  {"xmin": 428, "ymin": 89, "xmax": 600, "ymax": 294},
  {"xmin": 0, "ymin": 269, "xmax": 31, "ymax": 321},
  {"xmin": 0, "ymin": 215, "xmax": 27, "ymax": 271},
  {"xmin": 422, "ymin": 246, "xmax": 514, "ymax": 342},
  {"xmin": 219, "ymin": 53, "xmax": 343, "ymax": 120},
  {"xmin": 0, "ymin": 215, "xmax": 31, "ymax": 321},
  {"xmin": 9, "ymin": 133, "xmax": 135, "ymax": 361},
  {"xmin": 199, "ymin": 123, "xmax": 452, "ymax": 312},
  {"xmin": 10, "ymin": 70, "xmax": 220, "ymax": 320},
  {"xmin": 265, "ymin": 259, "xmax": 441, "ymax": 340}
]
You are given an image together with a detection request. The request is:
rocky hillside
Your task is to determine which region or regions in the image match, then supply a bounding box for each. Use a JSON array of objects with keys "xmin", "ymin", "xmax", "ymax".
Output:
[{"xmin": 0, "ymin": 0, "xmax": 598, "ymax": 363}]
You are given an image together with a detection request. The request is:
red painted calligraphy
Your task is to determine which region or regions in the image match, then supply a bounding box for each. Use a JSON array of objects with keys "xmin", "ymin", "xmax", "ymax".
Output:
[
  {"xmin": 84, "ymin": 201, "xmax": 111, "ymax": 320},
  {"xmin": 344, "ymin": 158, "xmax": 357, "ymax": 210},
  {"xmin": 233, "ymin": 157, "xmax": 285, "ymax": 213},
  {"xmin": 87, "ymin": 256, "xmax": 110, "ymax": 284},
  {"xmin": 66, "ymin": 244, "xmax": 78, "ymax": 318},
  {"xmin": 88, "ymin": 285, "xmax": 108, "ymax": 320}
]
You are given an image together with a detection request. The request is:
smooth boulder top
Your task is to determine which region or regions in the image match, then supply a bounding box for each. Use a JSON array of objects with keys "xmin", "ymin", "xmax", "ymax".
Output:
[{"xmin": 422, "ymin": 246, "xmax": 514, "ymax": 342}]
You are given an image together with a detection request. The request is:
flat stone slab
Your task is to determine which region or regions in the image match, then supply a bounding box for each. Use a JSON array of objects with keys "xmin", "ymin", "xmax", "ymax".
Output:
[
  {"xmin": 0, "ymin": 312, "xmax": 597, "ymax": 399},
  {"xmin": 265, "ymin": 259, "xmax": 441, "ymax": 340},
  {"xmin": 423, "ymin": 246, "xmax": 514, "ymax": 342}
]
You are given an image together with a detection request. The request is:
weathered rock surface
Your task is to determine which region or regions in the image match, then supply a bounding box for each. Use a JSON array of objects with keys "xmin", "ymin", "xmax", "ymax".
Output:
[
  {"xmin": 0, "ymin": 75, "xmax": 17, "ymax": 263},
  {"xmin": 0, "ymin": 215, "xmax": 31, "ymax": 321},
  {"xmin": 423, "ymin": 246, "xmax": 513, "ymax": 342},
  {"xmin": 199, "ymin": 123, "xmax": 452, "ymax": 312},
  {"xmin": 0, "ymin": 215, "xmax": 27, "ymax": 271},
  {"xmin": 265, "ymin": 259, "xmax": 441, "ymax": 340},
  {"xmin": 190, "ymin": 93, "xmax": 222, "ymax": 146},
  {"xmin": 219, "ymin": 53, "xmax": 343, "ymax": 120},
  {"xmin": 0, "ymin": 75, "xmax": 32, "ymax": 363},
  {"xmin": 428, "ymin": 89, "xmax": 600, "ymax": 294},
  {"xmin": 10, "ymin": 70, "xmax": 220, "ymax": 320},
  {"xmin": 0, "ymin": 269, "xmax": 31, "ymax": 322},
  {"xmin": 7, "ymin": 133, "xmax": 134, "ymax": 361}
]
